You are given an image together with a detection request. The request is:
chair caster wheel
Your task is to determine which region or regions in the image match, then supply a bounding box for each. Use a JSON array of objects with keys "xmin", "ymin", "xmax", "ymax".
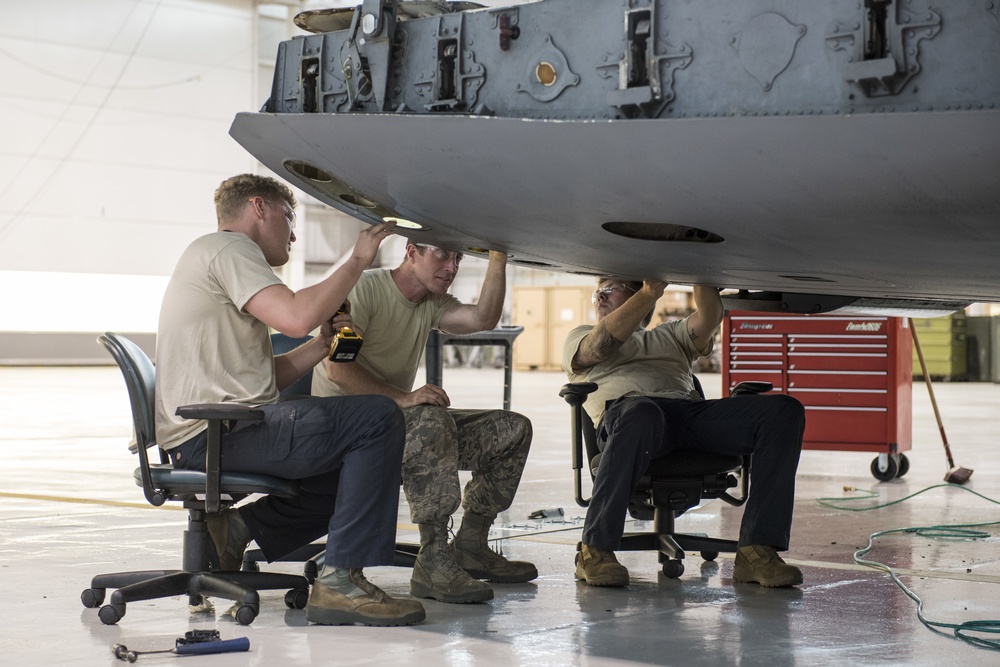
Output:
[
  {"xmin": 234, "ymin": 604, "xmax": 257, "ymax": 625},
  {"xmin": 700, "ymin": 551, "xmax": 719, "ymax": 562},
  {"xmin": 81, "ymin": 588, "xmax": 105, "ymax": 608},
  {"xmin": 661, "ymin": 559, "xmax": 685, "ymax": 578},
  {"xmin": 285, "ymin": 588, "xmax": 308, "ymax": 609},
  {"xmin": 99, "ymin": 603, "xmax": 125, "ymax": 625}
]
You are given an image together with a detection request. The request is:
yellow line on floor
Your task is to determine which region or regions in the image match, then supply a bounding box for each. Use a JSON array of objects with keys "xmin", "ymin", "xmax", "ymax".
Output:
[
  {"xmin": 0, "ymin": 491, "xmax": 181, "ymax": 510},
  {"xmin": 0, "ymin": 492, "xmax": 422, "ymax": 534}
]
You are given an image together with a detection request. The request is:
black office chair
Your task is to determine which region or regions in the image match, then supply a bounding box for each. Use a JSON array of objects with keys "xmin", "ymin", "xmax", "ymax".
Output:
[
  {"xmin": 80, "ymin": 333, "xmax": 311, "ymax": 625},
  {"xmin": 559, "ymin": 377, "xmax": 772, "ymax": 578}
]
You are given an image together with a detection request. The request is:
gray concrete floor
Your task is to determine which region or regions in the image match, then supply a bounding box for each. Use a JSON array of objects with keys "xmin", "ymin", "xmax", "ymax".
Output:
[{"xmin": 3, "ymin": 363, "xmax": 1000, "ymax": 665}]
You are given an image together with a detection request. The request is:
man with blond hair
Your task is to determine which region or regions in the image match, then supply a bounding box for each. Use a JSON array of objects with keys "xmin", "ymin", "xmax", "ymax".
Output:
[{"xmin": 156, "ymin": 173, "xmax": 424, "ymax": 626}]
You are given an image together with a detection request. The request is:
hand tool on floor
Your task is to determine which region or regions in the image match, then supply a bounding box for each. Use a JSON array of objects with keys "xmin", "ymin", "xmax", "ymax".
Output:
[
  {"xmin": 908, "ymin": 318, "xmax": 974, "ymax": 485},
  {"xmin": 112, "ymin": 630, "xmax": 249, "ymax": 662}
]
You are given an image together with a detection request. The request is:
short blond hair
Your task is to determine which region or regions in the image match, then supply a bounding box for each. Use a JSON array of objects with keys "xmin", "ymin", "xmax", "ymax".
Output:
[{"xmin": 214, "ymin": 173, "xmax": 296, "ymax": 226}]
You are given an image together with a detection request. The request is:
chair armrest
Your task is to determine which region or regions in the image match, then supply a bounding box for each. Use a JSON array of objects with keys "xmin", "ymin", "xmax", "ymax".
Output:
[
  {"xmin": 559, "ymin": 383, "xmax": 598, "ymax": 508},
  {"xmin": 174, "ymin": 403, "xmax": 265, "ymax": 514},
  {"xmin": 175, "ymin": 403, "xmax": 265, "ymax": 421},
  {"xmin": 731, "ymin": 381, "xmax": 773, "ymax": 396},
  {"xmin": 719, "ymin": 455, "xmax": 752, "ymax": 508},
  {"xmin": 559, "ymin": 382, "xmax": 598, "ymax": 404}
]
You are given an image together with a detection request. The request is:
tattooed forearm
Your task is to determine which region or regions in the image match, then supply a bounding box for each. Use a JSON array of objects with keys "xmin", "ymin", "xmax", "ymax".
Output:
[{"xmin": 573, "ymin": 324, "xmax": 622, "ymax": 371}]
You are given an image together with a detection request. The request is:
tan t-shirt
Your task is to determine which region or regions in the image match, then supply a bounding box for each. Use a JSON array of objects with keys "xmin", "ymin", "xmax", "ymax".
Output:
[
  {"xmin": 562, "ymin": 317, "xmax": 710, "ymax": 424},
  {"xmin": 312, "ymin": 268, "xmax": 460, "ymax": 396},
  {"xmin": 154, "ymin": 231, "xmax": 283, "ymax": 450}
]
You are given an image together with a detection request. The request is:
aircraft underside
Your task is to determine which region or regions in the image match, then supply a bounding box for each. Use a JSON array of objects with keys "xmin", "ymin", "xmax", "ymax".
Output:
[{"xmin": 230, "ymin": 0, "xmax": 1000, "ymax": 314}]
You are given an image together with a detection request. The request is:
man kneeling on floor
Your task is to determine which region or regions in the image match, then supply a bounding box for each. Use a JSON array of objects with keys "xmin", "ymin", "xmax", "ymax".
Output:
[{"xmin": 562, "ymin": 278, "xmax": 805, "ymax": 588}]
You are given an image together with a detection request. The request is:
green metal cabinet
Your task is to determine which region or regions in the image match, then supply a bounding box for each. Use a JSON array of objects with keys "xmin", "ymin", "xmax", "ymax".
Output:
[{"xmin": 911, "ymin": 314, "xmax": 967, "ymax": 380}]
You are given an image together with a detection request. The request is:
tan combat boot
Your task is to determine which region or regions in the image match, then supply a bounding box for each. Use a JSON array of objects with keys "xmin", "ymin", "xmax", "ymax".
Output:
[
  {"xmin": 205, "ymin": 507, "xmax": 251, "ymax": 571},
  {"xmin": 307, "ymin": 568, "xmax": 425, "ymax": 626},
  {"xmin": 452, "ymin": 512, "xmax": 538, "ymax": 583},
  {"xmin": 575, "ymin": 544, "xmax": 629, "ymax": 587},
  {"xmin": 410, "ymin": 521, "xmax": 494, "ymax": 603},
  {"xmin": 733, "ymin": 545, "xmax": 803, "ymax": 588}
]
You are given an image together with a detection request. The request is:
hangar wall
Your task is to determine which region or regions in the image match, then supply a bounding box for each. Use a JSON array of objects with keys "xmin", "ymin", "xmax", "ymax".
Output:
[
  {"xmin": 0, "ymin": 0, "xmax": 287, "ymax": 362},
  {"xmin": 0, "ymin": 0, "xmax": 580, "ymax": 364}
]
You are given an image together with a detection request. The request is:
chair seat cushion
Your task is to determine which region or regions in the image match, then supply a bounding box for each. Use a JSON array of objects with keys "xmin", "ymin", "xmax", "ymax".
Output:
[
  {"xmin": 591, "ymin": 449, "xmax": 742, "ymax": 477},
  {"xmin": 648, "ymin": 450, "xmax": 743, "ymax": 476},
  {"xmin": 136, "ymin": 464, "xmax": 300, "ymax": 498}
]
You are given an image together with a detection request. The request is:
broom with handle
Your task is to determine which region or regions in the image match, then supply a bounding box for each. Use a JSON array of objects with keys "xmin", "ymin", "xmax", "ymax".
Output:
[{"xmin": 908, "ymin": 318, "xmax": 973, "ymax": 484}]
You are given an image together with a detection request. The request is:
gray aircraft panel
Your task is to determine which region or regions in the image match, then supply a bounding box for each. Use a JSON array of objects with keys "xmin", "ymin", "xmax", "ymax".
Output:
[
  {"xmin": 229, "ymin": 0, "xmax": 1000, "ymax": 312},
  {"xmin": 230, "ymin": 108, "xmax": 1000, "ymax": 304}
]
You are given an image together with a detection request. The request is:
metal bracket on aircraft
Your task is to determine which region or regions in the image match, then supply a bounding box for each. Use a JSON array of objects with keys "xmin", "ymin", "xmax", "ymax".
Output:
[
  {"xmin": 597, "ymin": 1, "xmax": 692, "ymax": 117},
  {"xmin": 344, "ymin": 0, "xmax": 398, "ymax": 110},
  {"xmin": 338, "ymin": 12, "xmax": 377, "ymax": 110},
  {"xmin": 413, "ymin": 13, "xmax": 486, "ymax": 111},
  {"xmin": 826, "ymin": 0, "xmax": 941, "ymax": 98},
  {"xmin": 491, "ymin": 8, "xmax": 520, "ymax": 52}
]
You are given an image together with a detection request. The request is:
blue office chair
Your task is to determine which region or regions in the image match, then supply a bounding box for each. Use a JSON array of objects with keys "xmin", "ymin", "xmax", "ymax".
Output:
[
  {"xmin": 559, "ymin": 377, "xmax": 770, "ymax": 578},
  {"xmin": 81, "ymin": 333, "xmax": 311, "ymax": 625}
]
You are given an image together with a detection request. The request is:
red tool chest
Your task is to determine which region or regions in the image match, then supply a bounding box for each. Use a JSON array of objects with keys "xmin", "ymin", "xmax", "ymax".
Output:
[{"xmin": 722, "ymin": 312, "xmax": 912, "ymax": 479}]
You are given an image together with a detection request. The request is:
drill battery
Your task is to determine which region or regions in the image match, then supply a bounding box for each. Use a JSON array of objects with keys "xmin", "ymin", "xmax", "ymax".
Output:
[
  {"xmin": 329, "ymin": 327, "xmax": 363, "ymax": 362},
  {"xmin": 329, "ymin": 302, "xmax": 363, "ymax": 362}
]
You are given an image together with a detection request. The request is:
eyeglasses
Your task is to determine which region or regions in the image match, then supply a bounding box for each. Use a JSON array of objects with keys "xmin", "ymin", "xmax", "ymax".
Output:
[
  {"xmin": 592, "ymin": 284, "xmax": 637, "ymax": 303},
  {"xmin": 416, "ymin": 244, "xmax": 463, "ymax": 265},
  {"xmin": 272, "ymin": 201, "xmax": 296, "ymax": 230},
  {"xmin": 250, "ymin": 197, "xmax": 295, "ymax": 230}
]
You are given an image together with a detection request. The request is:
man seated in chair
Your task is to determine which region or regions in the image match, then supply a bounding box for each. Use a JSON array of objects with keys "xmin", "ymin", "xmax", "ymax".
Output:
[
  {"xmin": 562, "ymin": 278, "xmax": 805, "ymax": 588},
  {"xmin": 312, "ymin": 242, "xmax": 536, "ymax": 604},
  {"xmin": 155, "ymin": 173, "xmax": 424, "ymax": 626}
]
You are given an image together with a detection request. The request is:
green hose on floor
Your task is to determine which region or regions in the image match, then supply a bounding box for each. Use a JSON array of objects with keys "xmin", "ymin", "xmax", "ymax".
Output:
[{"xmin": 817, "ymin": 483, "xmax": 1000, "ymax": 650}]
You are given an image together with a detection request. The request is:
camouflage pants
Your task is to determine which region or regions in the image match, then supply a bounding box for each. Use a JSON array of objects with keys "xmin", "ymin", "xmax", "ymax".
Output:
[{"xmin": 402, "ymin": 405, "xmax": 532, "ymax": 524}]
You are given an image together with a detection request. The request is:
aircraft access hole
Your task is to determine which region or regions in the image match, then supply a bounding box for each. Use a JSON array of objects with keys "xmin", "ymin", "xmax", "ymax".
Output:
[
  {"xmin": 284, "ymin": 159, "xmax": 386, "ymax": 213},
  {"xmin": 602, "ymin": 222, "xmax": 724, "ymax": 243},
  {"xmin": 339, "ymin": 194, "xmax": 377, "ymax": 208},
  {"xmin": 779, "ymin": 275, "xmax": 838, "ymax": 283},
  {"xmin": 284, "ymin": 159, "xmax": 333, "ymax": 183}
]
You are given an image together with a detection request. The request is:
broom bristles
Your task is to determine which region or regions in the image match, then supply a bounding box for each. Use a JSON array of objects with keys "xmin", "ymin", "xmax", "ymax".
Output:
[{"xmin": 944, "ymin": 466, "xmax": 974, "ymax": 485}]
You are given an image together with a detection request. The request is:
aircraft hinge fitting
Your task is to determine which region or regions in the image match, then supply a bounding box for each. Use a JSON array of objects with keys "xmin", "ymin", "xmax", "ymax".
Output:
[
  {"xmin": 597, "ymin": 2, "xmax": 691, "ymax": 117},
  {"xmin": 826, "ymin": 0, "xmax": 942, "ymax": 97}
]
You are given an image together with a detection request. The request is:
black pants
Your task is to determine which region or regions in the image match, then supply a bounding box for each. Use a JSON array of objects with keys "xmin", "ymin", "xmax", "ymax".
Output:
[
  {"xmin": 583, "ymin": 393, "xmax": 805, "ymax": 551},
  {"xmin": 171, "ymin": 395, "xmax": 405, "ymax": 568}
]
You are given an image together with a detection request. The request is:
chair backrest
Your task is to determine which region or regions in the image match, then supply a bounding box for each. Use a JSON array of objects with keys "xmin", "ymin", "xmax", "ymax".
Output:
[
  {"xmin": 271, "ymin": 333, "xmax": 314, "ymax": 398},
  {"xmin": 99, "ymin": 332, "xmax": 169, "ymax": 506},
  {"xmin": 98, "ymin": 333, "xmax": 156, "ymax": 450}
]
